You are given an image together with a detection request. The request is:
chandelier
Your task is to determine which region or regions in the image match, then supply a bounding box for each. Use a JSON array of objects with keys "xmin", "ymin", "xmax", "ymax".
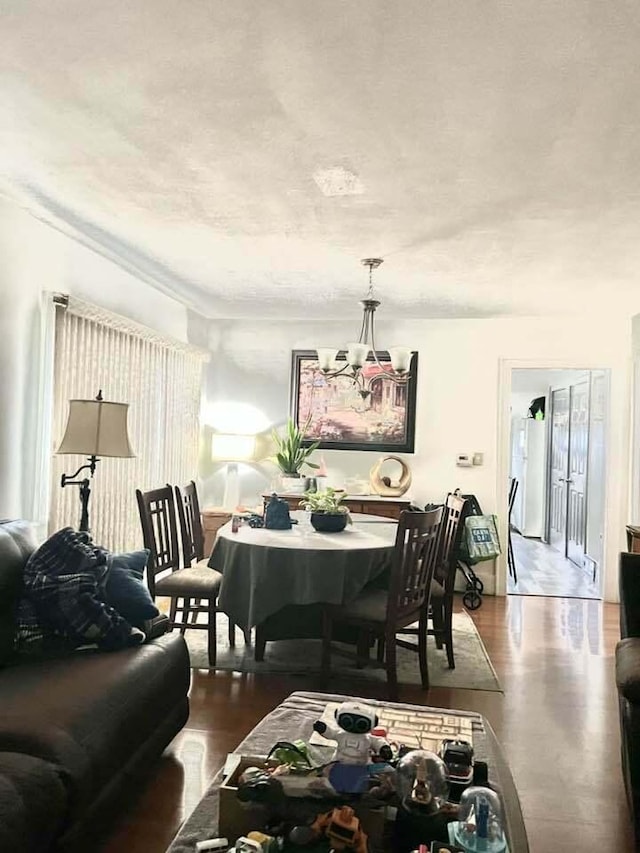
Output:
[{"xmin": 314, "ymin": 258, "xmax": 413, "ymax": 399}]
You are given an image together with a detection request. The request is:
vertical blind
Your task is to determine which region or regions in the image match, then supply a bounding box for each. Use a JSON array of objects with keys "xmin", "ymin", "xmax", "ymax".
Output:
[{"xmin": 50, "ymin": 296, "xmax": 208, "ymax": 553}]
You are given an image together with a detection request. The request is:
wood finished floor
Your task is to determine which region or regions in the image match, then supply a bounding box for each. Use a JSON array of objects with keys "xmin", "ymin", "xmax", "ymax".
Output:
[
  {"xmin": 98, "ymin": 595, "xmax": 632, "ymax": 853},
  {"xmin": 508, "ymin": 532, "xmax": 601, "ymax": 598}
]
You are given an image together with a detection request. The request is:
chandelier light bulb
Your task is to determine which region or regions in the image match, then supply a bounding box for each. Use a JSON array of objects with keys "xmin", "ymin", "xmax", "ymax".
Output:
[
  {"xmin": 346, "ymin": 342, "xmax": 370, "ymax": 368},
  {"xmin": 388, "ymin": 347, "xmax": 412, "ymax": 374},
  {"xmin": 317, "ymin": 347, "xmax": 339, "ymax": 372}
]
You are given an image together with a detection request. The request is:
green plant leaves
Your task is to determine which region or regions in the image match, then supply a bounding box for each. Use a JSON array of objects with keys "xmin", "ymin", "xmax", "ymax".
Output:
[
  {"xmin": 271, "ymin": 418, "xmax": 320, "ymax": 475},
  {"xmin": 300, "ymin": 487, "xmax": 347, "ymax": 514}
]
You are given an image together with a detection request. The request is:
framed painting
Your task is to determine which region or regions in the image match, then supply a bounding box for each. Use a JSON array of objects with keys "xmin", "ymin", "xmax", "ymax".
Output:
[{"xmin": 290, "ymin": 350, "xmax": 418, "ymax": 452}]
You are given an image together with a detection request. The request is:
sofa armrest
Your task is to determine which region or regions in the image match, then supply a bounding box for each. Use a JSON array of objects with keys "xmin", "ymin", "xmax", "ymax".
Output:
[
  {"xmin": 617, "ymin": 638, "xmax": 640, "ymax": 703},
  {"xmin": 143, "ymin": 614, "xmax": 171, "ymax": 641},
  {"xmin": 620, "ymin": 552, "xmax": 640, "ymax": 638}
]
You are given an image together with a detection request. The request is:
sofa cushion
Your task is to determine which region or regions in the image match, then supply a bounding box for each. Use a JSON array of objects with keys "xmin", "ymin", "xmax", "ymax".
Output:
[
  {"xmin": 616, "ymin": 637, "xmax": 640, "ymax": 703},
  {"xmin": 105, "ymin": 550, "xmax": 159, "ymax": 627},
  {"xmin": 0, "ymin": 632, "xmax": 190, "ymax": 816},
  {"xmin": 0, "ymin": 751, "xmax": 67, "ymax": 853},
  {"xmin": 0, "ymin": 521, "xmax": 37, "ymax": 666}
]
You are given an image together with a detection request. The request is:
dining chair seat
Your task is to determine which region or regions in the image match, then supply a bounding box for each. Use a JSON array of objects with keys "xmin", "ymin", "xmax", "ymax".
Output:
[
  {"xmin": 155, "ymin": 566, "xmax": 222, "ymax": 598},
  {"xmin": 336, "ymin": 588, "xmax": 389, "ymax": 623}
]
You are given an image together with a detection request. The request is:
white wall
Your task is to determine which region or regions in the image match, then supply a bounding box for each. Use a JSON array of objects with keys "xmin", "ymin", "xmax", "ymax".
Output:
[
  {"xmin": 201, "ymin": 313, "xmax": 632, "ymax": 601},
  {"xmin": 0, "ymin": 198, "xmax": 191, "ymax": 520}
]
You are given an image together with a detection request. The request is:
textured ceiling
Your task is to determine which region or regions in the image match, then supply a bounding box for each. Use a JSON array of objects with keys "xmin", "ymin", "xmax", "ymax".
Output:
[{"xmin": 2, "ymin": 1, "xmax": 640, "ymax": 319}]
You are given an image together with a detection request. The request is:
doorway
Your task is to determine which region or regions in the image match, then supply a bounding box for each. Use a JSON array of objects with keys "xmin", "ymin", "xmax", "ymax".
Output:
[{"xmin": 507, "ymin": 368, "xmax": 606, "ymax": 599}]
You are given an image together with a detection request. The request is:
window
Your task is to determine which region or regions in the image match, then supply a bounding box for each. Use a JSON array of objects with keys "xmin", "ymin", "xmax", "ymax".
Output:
[{"xmin": 49, "ymin": 296, "xmax": 207, "ymax": 552}]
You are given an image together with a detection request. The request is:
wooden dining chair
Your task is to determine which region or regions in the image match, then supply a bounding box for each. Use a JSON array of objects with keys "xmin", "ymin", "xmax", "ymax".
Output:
[
  {"xmin": 175, "ymin": 481, "xmax": 236, "ymax": 647},
  {"xmin": 136, "ymin": 484, "xmax": 222, "ymax": 665},
  {"xmin": 175, "ymin": 481, "xmax": 205, "ymax": 566},
  {"xmin": 396, "ymin": 492, "xmax": 466, "ymax": 671},
  {"xmin": 320, "ymin": 507, "xmax": 444, "ymax": 700}
]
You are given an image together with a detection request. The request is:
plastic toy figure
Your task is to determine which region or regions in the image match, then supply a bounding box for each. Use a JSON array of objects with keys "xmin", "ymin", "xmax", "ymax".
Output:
[
  {"xmin": 313, "ymin": 702, "xmax": 393, "ymax": 794},
  {"xmin": 311, "ymin": 806, "xmax": 368, "ymax": 853},
  {"xmin": 313, "ymin": 702, "xmax": 392, "ymax": 765}
]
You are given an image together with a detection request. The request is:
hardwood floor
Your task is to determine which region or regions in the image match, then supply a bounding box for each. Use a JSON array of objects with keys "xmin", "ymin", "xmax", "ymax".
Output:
[
  {"xmin": 508, "ymin": 532, "xmax": 601, "ymax": 598},
  {"xmin": 98, "ymin": 595, "xmax": 632, "ymax": 853}
]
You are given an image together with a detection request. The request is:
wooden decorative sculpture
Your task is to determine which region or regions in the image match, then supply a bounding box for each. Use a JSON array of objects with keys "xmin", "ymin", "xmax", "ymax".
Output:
[{"xmin": 369, "ymin": 455, "xmax": 412, "ymax": 497}]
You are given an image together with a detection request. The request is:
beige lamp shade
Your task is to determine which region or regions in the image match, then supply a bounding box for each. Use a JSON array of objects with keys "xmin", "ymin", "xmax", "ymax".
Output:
[
  {"xmin": 211, "ymin": 433, "xmax": 257, "ymax": 462},
  {"xmin": 58, "ymin": 399, "xmax": 135, "ymax": 458}
]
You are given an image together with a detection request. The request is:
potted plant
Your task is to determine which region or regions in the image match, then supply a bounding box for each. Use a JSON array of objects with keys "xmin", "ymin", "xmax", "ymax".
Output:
[
  {"xmin": 271, "ymin": 417, "xmax": 320, "ymax": 493},
  {"xmin": 301, "ymin": 487, "xmax": 350, "ymax": 533}
]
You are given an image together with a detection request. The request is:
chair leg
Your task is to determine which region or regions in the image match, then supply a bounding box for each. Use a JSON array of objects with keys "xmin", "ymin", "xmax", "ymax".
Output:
[
  {"xmin": 444, "ymin": 600, "xmax": 455, "ymax": 670},
  {"xmin": 228, "ymin": 618, "xmax": 236, "ymax": 647},
  {"xmin": 376, "ymin": 637, "xmax": 385, "ymax": 664},
  {"xmin": 432, "ymin": 602, "xmax": 444, "ymax": 648},
  {"xmin": 418, "ymin": 613, "xmax": 430, "ymax": 690},
  {"xmin": 207, "ymin": 598, "xmax": 217, "ymax": 666},
  {"xmin": 385, "ymin": 630, "xmax": 398, "ymax": 701},
  {"xmin": 180, "ymin": 598, "xmax": 192, "ymax": 635},
  {"xmin": 169, "ymin": 598, "xmax": 177, "ymax": 630},
  {"xmin": 508, "ymin": 532, "xmax": 518, "ymax": 584},
  {"xmin": 321, "ymin": 610, "xmax": 332, "ymax": 687},
  {"xmin": 254, "ymin": 626, "xmax": 266, "ymax": 662}
]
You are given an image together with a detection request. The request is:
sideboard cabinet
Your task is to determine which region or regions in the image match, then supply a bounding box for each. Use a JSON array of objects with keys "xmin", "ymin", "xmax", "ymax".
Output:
[{"xmin": 262, "ymin": 493, "xmax": 413, "ymax": 521}]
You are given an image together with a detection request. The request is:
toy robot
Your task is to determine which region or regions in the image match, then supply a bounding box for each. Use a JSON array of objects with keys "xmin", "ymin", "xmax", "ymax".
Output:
[
  {"xmin": 313, "ymin": 702, "xmax": 392, "ymax": 765},
  {"xmin": 313, "ymin": 702, "xmax": 393, "ymax": 794}
]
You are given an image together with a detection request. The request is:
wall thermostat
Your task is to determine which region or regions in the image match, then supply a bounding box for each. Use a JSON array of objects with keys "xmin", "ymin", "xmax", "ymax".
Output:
[{"xmin": 456, "ymin": 454, "xmax": 473, "ymax": 467}]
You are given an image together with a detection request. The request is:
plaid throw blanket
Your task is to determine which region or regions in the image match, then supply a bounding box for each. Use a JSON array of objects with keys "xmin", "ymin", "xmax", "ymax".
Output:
[{"xmin": 15, "ymin": 527, "xmax": 140, "ymax": 654}]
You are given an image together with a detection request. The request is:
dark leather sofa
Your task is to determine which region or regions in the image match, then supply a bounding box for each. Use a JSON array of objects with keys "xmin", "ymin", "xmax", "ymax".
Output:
[
  {"xmin": 0, "ymin": 520, "xmax": 191, "ymax": 852},
  {"xmin": 617, "ymin": 551, "xmax": 640, "ymax": 845}
]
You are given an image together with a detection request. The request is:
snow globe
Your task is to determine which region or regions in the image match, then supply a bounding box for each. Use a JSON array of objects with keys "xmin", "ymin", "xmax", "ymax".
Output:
[{"xmin": 453, "ymin": 783, "xmax": 506, "ymax": 851}]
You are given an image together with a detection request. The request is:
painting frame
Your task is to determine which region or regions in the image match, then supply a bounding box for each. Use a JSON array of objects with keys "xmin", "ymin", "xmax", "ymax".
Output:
[{"xmin": 289, "ymin": 349, "xmax": 418, "ymax": 453}]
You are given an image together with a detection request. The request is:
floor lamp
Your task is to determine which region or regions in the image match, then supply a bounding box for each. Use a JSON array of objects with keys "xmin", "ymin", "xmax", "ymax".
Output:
[
  {"xmin": 57, "ymin": 390, "xmax": 135, "ymax": 533},
  {"xmin": 211, "ymin": 433, "xmax": 257, "ymax": 511}
]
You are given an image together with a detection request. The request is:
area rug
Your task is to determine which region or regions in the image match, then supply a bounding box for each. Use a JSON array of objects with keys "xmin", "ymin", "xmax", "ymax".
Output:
[{"xmin": 185, "ymin": 610, "xmax": 502, "ymax": 692}]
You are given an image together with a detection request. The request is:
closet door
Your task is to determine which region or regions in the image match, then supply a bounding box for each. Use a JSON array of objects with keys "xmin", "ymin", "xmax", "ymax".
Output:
[{"xmin": 566, "ymin": 379, "xmax": 590, "ymax": 567}]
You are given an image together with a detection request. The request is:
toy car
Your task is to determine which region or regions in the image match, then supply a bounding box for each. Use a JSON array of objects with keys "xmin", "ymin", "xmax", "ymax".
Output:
[{"xmin": 440, "ymin": 739, "xmax": 474, "ymax": 784}]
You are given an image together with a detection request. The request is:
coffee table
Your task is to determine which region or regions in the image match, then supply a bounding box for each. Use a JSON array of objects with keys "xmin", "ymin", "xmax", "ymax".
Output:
[{"xmin": 167, "ymin": 691, "xmax": 528, "ymax": 852}]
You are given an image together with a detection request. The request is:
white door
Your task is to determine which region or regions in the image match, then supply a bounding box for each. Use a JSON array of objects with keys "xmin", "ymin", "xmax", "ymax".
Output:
[
  {"xmin": 566, "ymin": 380, "xmax": 590, "ymax": 567},
  {"xmin": 548, "ymin": 388, "xmax": 570, "ymax": 553}
]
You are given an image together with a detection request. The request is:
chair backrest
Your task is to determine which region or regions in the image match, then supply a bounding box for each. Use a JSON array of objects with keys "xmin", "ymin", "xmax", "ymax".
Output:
[
  {"xmin": 434, "ymin": 492, "xmax": 467, "ymax": 587},
  {"xmin": 387, "ymin": 507, "xmax": 444, "ymax": 623},
  {"xmin": 175, "ymin": 480, "xmax": 204, "ymax": 567},
  {"xmin": 135, "ymin": 485, "xmax": 181, "ymax": 596}
]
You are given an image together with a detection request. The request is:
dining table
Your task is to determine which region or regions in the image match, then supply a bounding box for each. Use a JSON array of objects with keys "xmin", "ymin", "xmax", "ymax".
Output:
[{"xmin": 208, "ymin": 511, "xmax": 398, "ymax": 656}]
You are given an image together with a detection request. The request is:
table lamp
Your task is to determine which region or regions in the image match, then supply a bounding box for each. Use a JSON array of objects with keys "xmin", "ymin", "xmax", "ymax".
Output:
[
  {"xmin": 57, "ymin": 390, "xmax": 135, "ymax": 532},
  {"xmin": 211, "ymin": 433, "xmax": 257, "ymax": 510}
]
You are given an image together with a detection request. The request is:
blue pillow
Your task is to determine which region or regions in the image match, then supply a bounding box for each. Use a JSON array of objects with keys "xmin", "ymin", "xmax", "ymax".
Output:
[{"xmin": 105, "ymin": 550, "xmax": 159, "ymax": 626}]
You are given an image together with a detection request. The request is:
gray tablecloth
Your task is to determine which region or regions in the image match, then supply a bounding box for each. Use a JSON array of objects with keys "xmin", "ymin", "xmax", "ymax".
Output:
[
  {"xmin": 208, "ymin": 513, "xmax": 396, "ymax": 633},
  {"xmin": 168, "ymin": 691, "xmax": 529, "ymax": 853}
]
